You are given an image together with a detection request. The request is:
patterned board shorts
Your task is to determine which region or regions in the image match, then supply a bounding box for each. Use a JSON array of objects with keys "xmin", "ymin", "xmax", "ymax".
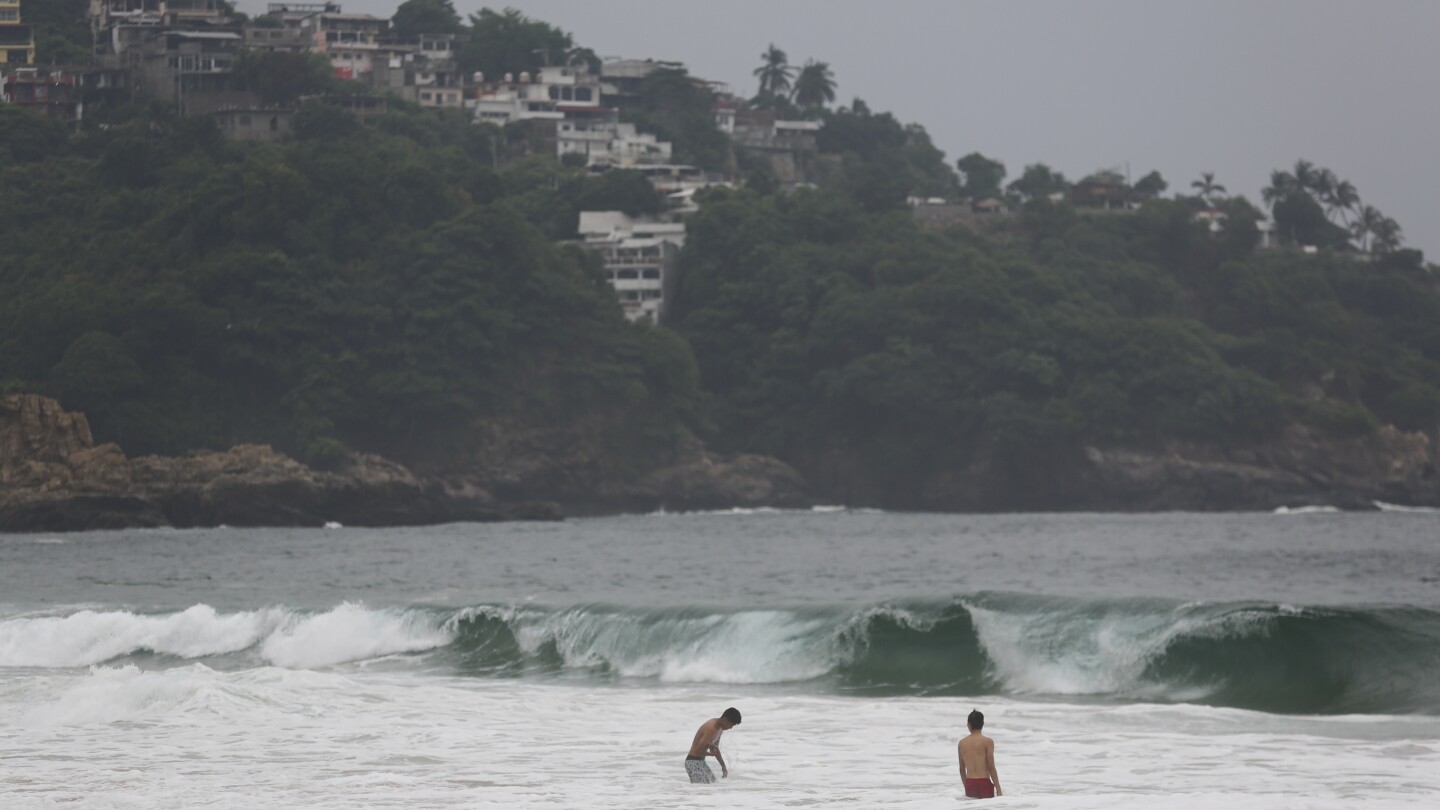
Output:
[{"xmin": 685, "ymin": 757, "xmax": 716, "ymax": 784}]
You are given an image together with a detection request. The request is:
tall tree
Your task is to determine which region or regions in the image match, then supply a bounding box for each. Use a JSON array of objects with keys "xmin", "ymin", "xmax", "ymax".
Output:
[
  {"xmin": 1292, "ymin": 159, "xmax": 1318, "ymax": 193},
  {"xmin": 1325, "ymin": 179, "xmax": 1360, "ymax": 226},
  {"xmin": 390, "ymin": 0, "xmax": 464, "ymax": 38},
  {"xmin": 1261, "ymin": 170, "xmax": 1298, "ymax": 212},
  {"xmin": 753, "ymin": 43, "xmax": 795, "ymax": 99},
  {"xmin": 1371, "ymin": 216, "xmax": 1403, "ymax": 254},
  {"xmin": 1133, "ymin": 170, "xmax": 1168, "ymax": 198},
  {"xmin": 956, "ymin": 152, "xmax": 1007, "ymax": 200},
  {"xmin": 456, "ymin": 8, "xmax": 575, "ymax": 80},
  {"xmin": 1350, "ymin": 204, "xmax": 1384, "ymax": 252},
  {"xmin": 791, "ymin": 59, "xmax": 837, "ymax": 108},
  {"xmin": 1190, "ymin": 172, "xmax": 1227, "ymax": 206},
  {"xmin": 1007, "ymin": 163, "xmax": 1069, "ymax": 202}
]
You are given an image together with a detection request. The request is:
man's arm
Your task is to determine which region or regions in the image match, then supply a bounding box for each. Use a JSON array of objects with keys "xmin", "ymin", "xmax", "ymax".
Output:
[
  {"xmin": 708, "ymin": 743, "xmax": 728, "ymax": 777},
  {"xmin": 957, "ymin": 740, "xmax": 967, "ymax": 778},
  {"xmin": 985, "ymin": 738, "xmax": 1001, "ymax": 796}
]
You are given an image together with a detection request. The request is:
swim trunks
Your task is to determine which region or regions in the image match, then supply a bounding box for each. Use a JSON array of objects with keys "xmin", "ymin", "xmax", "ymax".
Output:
[
  {"xmin": 685, "ymin": 756, "xmax": 716, "ymax": 784},
  {"xmin": 964, "ymin": 777, "xmax": 995, "ymax": 798}
]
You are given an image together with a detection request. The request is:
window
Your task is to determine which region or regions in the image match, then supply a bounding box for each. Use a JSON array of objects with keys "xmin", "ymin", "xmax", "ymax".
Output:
[
  {"xmin": 617, "ymin": 269, "xmax": 639, "ymax": 280},
  {"xmin": 239, "ymin": 115, "xmax": 251, "ymax": 125},
  {"xmin": 642, "ymin": 269, "xmax": 660, "ymax": 280},
  {"xmin": 420, "ymin": 92, "xmax": 432, "ymax": 101},
  {"xmin": 0, "ymin": 9, "xmax": 18, "ymax": 22},
  {"xmin": 575, "ymin": 87, "xmax": 592, "ymax": 102}
]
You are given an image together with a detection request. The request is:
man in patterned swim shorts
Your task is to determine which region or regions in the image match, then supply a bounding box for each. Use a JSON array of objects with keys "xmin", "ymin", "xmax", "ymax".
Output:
[{"xmin": 685, "ymin": 707, "xmax": 741, "ymax": 783}]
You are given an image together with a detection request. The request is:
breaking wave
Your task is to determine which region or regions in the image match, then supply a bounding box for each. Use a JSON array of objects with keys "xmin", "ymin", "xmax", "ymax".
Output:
[{"xmin": 4, "ymin": 596, "xmax": 1438, "ymax": 715}]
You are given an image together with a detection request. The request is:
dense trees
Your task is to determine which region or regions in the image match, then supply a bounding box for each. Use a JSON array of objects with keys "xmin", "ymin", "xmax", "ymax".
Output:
[
  {"xmin": 671, "ymin": 178, "xmax": 1437, "ymax": 505},
  {"xmin": 620, "ymin": 66, "xmax": 732, "ymax": 172},
  {"xmin": 390, "ymin": 0, "xmax": 465, "ymax": 38},
  {"xmin": 1262, "ymin": 159, "xmax": 1400, "ymax": 254},
  {"xmin": 456, "ymin": 8, "xmax": 579, "ymax": 80},
  {"xmin": 0, "ymin": 104, "xmax": 704, "ymax": 467}
]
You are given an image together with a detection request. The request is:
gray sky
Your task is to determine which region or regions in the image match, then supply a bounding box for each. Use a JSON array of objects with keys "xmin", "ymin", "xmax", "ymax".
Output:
[{"xmin": 240, "ymin": 0, "xmax": 1440, "ymax": 261}]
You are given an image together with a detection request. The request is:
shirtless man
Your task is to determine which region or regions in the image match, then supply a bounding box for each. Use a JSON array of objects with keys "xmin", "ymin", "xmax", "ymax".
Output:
[
  {"xmin": 685, "ymin": 707, "xmax": 741, "ymax": 784},
  {"xmin": 958, "ymin": 709, "xmax": 1001, "ymax": 799}
]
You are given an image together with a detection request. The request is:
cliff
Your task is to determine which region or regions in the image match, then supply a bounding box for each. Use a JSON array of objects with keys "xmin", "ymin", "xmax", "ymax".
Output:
[{"xmin": 0, "ymin": 395, "xmax": 809, "ymax": 532}]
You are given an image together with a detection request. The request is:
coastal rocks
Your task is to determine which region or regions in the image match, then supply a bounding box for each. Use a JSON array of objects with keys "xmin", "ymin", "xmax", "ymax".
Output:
[
  {"xmin": 637, "ymin": 451, "xmax": 809, "ymax": 512},
  {"xmin": 428, "ymin": 420, "xmax": 811, "ymax": 515},
  {"xmin": 0, "ymin": 394, "xmax": 552, "ymax": 532},
  {"xmin": 1072, "ymin": 424, "xmax": 1439, "ymax": 511}
]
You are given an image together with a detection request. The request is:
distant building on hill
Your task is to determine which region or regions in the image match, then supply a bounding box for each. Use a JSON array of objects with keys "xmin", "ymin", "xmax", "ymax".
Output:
[
  {"xmin": 1, "ymin": 68, "xmax": 84, "ymax": 125},
  {"xmin": 213, "ymin": 106, "xmax": 293, "ymax": 141},
  {"xmin": 578, "ymin": 211, "xmax": 687, "ymax": 324},
  {"xmin": 0, "ymin": 0, "xmax": 34, "ymax": 66},
  {"xmin": 1070, "ymin": 172, "xmax": 1136, "ymax": 211}
]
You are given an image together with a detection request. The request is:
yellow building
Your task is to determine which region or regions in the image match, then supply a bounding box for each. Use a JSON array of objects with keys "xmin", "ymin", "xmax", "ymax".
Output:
[{"xmin": 0, "ymin": 0, "xmax": 35, "ymax": 66}]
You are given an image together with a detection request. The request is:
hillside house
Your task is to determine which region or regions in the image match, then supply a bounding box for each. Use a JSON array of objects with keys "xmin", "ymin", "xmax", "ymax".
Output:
[
  {"xmin": 1070, "ymin": 173, "xmax": 1136, "ymax": 210},
  {"xmin": 578, "ymin": 211, "xmax": 687, "ymax": 324},
  {"xmin": 214, "ymin": 106, "xmax": 292, "ymax": 140},
  {"xmin": 1, "ymin": 68, "xmax": 83, "ymax": 124},
  {"xmin": 0, "ymin": 0, "xmax": 33, "ymax": 66}
]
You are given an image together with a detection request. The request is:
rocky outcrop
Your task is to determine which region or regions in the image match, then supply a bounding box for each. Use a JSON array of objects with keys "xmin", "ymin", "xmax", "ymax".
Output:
[
  {"xmin": 15, "ymin": 390, "xmax": 1427, "ymax": 530},
  {"xmin": 1071, "ymin": 425, "xmax": 1439, "ymax": 511},
  {"xmin": 420, "ymin": 421, "xmax": 810, "ymax": 515},
  {"xmin": 0, "ymin": 395, "xmax": 554, "ymax": 532},
  {"xmin": 800, "ymin": 422, "xmax": 1440, "ymax": 513},
  {"xmin": 635, "ymin": 452, "xmax": 809, "ymax": 512},
  {"xmin": 0, "ymin": 395, "xmax": 810, "ymax": 532}
]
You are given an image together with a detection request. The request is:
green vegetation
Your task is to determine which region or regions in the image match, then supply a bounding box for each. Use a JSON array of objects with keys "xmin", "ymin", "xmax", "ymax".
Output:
[
  {"xmin": 0, "ymin": 104, "xmax": 703, "ymax": 468},
  {"xmin": 22, "ymin": 0, "xmax": 90, "ymax": 66},
  {"xmin": 671, "ymin": 184, "xmax": 1438, "ymax": 505}
]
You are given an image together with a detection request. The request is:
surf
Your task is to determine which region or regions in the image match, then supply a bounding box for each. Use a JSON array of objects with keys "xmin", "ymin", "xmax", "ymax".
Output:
[{"xmin": 4, "ymin": 595, "xmax": 1438, "ymax": 715}]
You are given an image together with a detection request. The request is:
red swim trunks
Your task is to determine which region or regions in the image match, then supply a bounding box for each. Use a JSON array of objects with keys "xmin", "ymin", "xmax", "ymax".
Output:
[{"xmin": 965, "ymin": 777, "xmax": 996, "ymax": 798}]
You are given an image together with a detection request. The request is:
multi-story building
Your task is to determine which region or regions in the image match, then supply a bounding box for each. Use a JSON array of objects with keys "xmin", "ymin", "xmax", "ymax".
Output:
[
  {"xmin": 578, "ymin": 211, "xmax": 687, "ymax": 324},
  {"xmin": 0, "ymin": 0, "xmax": 34, "ymax": 66},
  {"xmin": 369, "ymin": 34, "xmax": 466, "ymax": 109},
  {"xmin": 2, "ymin": 68, "xmax": 83, "ymax": 124}
]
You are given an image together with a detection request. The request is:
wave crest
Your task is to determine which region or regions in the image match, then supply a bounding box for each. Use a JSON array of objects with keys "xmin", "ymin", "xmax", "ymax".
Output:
[{"xmin": 5, "ymin": 596, "xmax": 1438, "ymax": 714}]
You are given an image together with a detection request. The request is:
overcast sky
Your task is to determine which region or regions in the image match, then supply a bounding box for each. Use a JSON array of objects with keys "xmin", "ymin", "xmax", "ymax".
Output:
[{"xmin": 240, "ymin": 0, "xmax": 1440, "ymax": 260}]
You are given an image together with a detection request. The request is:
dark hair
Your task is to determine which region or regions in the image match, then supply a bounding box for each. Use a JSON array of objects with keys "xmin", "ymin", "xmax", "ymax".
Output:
[
  {"xmin": 722, "ymin": 707, "xmax": 742, "ymax": 725},
  {"xmin": 967, "ymin": 709, "xmax": 984, "ymax": 730}
]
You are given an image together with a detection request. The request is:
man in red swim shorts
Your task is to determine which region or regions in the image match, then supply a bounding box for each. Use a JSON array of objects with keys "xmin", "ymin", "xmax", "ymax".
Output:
[{"xmin": 958, "ymin": 708, "xmax": 1002, "ymax": 798}]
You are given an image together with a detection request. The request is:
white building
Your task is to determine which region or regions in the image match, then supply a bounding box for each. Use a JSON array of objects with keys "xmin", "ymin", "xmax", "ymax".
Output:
[{"xmin": 578, "ymin": 212, "xmax": 687, "ymax": 324}]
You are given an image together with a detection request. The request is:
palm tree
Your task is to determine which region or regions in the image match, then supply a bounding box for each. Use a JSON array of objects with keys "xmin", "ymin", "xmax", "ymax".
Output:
[
  {"xmin": 1351, "ymin": 205, "xmax": 1384, "ymax": 252},
  {"xmin": 1326, "ymin": 179, "xmax": 1360, "ymax": 227},
  {"xmin": 1371, "ymin": 217, "xmax": 1403, "ymax": 254},
  {"xmin": 791, "ymin": 59, "xmax": 836, "ymax": 108},
  {"xmin": 1312, "ymin": 168, "xmax": 1337, "ymax": 209},
  {"xmin": 1292, "ymin": 159, "xmax": 1318, "ymax": 194},
  {"xmin": 1262, "ymin": 170, "xmax": 1298, "ymax": 211},
  {"xmin": 1190, "ymin": 171, "xmax": 1227, "ymax": 206},
  {"xmin": 753, "ymin": 44, "xmax": 794, "ymax": 98}
]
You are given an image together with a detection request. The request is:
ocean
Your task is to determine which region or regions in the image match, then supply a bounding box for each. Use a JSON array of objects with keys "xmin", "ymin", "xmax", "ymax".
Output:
[{"xmin": 2, "ymin": 509, "xmax": 1438, "ymax": 808}]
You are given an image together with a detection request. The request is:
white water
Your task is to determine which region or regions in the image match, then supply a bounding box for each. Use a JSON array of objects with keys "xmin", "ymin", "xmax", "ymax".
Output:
[
  {"xmin": 0, "ymin": 604, "xmax": 455, "ymax": 670},
  {"xmin": 3, "ymin": 665, "xmax": 1437, "ymax": 809}
]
